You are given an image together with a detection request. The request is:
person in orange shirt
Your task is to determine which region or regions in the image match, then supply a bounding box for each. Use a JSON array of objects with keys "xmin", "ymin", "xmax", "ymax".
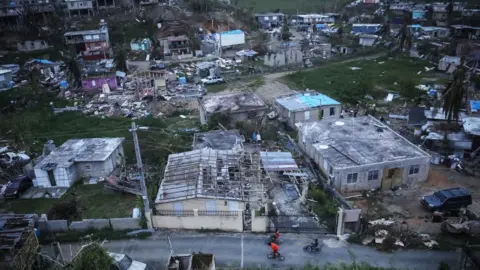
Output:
[{"xmin": 269, "ymin": 242, "xmax": 279, "ymax": 257}]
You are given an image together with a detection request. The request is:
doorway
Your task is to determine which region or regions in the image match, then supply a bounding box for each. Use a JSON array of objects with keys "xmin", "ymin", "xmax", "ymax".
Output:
[
  {"xmin": 47, "ymin": 170, "xmax": 57, "ymax": 187},
  {"xmin": 381, "ymin": 168, "xmax": 403, "ymax": 189}
]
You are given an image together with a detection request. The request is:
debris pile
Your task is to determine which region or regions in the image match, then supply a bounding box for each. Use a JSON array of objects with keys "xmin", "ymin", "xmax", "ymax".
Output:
[{"xmin": 83, "ymin": 93, "xmax": 150, "ymax": 118}]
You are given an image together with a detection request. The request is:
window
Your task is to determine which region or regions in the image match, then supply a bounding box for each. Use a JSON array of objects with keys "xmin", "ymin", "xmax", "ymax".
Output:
[
  {"xmin": 264, "ymin": 16, "xmax": 269, "ymax": 21},
  {"xmin": 85, "ymin": 165, "xmax": 91, "ymax": 171},
  {"xmin": 304, "ymin": 111, "xmax": 310, "ymax": 120},
  {"xmin": 330, "ymin": 107, "xmax": 335, "ymax": 116},
  {"xmin": 347, "ymin": 173, "xmax": 358, "ymax": 184},
  {"xmin": 85, "ymin": 35, "xmax": 92, "ymax": 40},
  {"xmin": 368, "ymin": 170, "xmax": 379, "ymax": 181},
  {"xmin": 93, "ymin": 34, "xmax": 100, "ymax": 39},
  {"xmin": 329, "ymin": 166, "xmax": 333, "ymax": 175},
  {"xmin": 272, "ymin": 16, "xmax": 278, "ymax": 20},
  {"xmin": 409, "ymin": 165, "xmax": 420, "ymax": 175}
]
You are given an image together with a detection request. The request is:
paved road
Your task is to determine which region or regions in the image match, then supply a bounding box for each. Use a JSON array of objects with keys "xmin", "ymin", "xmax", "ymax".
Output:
[{"xmin": 58, "ymin": 232, "xmax": 459, "ymax": 270}]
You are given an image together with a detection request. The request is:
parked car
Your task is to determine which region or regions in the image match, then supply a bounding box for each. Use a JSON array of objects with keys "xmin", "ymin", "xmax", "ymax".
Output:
[
  {"xmin": 421, "ymin": 187, "xmax": 472, "ymax": 212},
  {"xmin": 0, "ymin": 151, "xmax": 31, "ymax": 167},
  {"xmin": 201, "ymin": 76, "xmax": 225, "ymax": 85},
  {"xmin": 109, "ymin": 252, "xmax": 147, "ymax": 270},
  {"xmin": 3, "ymin": 176, "xmax": 33, "ymax": 199}
]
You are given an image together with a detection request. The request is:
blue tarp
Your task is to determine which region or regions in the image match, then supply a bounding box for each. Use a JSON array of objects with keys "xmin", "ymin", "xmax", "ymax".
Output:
[
  {"xmin": 33, "ymin": 58, "xmax": 54, "ymax": 65},
  {"xmin": 179, "ymin": 77, "xmax": 187, "ymax": 85},
  {"xmin": 220, "ymin": 29, "xmax": 244, "ymax": 35},
  {"xmin": 316, "ymin": 24, "xmax": 326, "ymax": 29},
  {"xmin": 470, "ymin": 100, "xmax": 480, "ymax": 112}
]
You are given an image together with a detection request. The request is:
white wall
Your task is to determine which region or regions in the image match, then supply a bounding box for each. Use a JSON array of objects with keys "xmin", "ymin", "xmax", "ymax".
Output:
[
  {"xmin": 218, "ymin": 32, "xmax": 245, "ymax": 47},
  {"xmin": 34, "ymin": 166, "xmax": 76, "ymax": 187},
  {"xmin": 152, "ymin": 212, "xmax": 243, "ymax": 232}
]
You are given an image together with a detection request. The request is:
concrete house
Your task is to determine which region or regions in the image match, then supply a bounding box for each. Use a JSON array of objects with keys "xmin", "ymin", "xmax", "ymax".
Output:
[
  {"xmin": 161, "ymin": 35, "xmax": 193, "ymax": 60},
  {"xmin": 421, "ymin": 26, "xmax": 450, "ymax": 38},
  {"xmin": 130, "ymin": 38, "xmax": 152, "ymax": 52},
  {"xmin": 34, "ymin": 138, "xmax": 125, "ymax": 188},
  {"xmin": 192, "ymin": 130, "xmax": 244, "ymax": 151},
  {"xmin": 264, "ymin": 47, "xmax": 303, "ymax": 67},
  {"xmin": 17, "ymin": 40, "xmax": 50, "ymax": 52},
  {"xmin": 275, "ymin": 92, "xmax": 341, "ymax": 129},
  {"xmin": 198, "ymin": 92, "xmax": 267, "ymax": 126},
  {"xmin": 254, "ymin": 12, "xmax": 284, "ymax": 28},
  {"xmin": 65, "ymin": 0, "xmax": 94, "ymax": 17},
  {"xmin": 153, "ymin": 148, "xmax": 261, "ymax": 232},
  {"xmin": 351, "ymin": 24, "xmax": 382, "ymax": 34},
  {"xmin": 64, "ymin": 20, "xmax": 111, "ymax": 61},
  {"xmin": 296, "ymin": 116, "xmax": 430, "ymax": 192},
  {"xmin": 438, "ymin": 56, "xmax": 461, "ymax": 73}
]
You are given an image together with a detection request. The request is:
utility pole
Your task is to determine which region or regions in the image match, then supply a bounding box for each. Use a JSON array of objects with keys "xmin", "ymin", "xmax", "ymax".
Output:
[{"xmin": 129, "ymin": 122, "xmax": 151, "ymax": 214}]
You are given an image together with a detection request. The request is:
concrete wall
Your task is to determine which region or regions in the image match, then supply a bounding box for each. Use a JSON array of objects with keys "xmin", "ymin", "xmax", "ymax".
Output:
[
  {"xmin": 39, "ymin": 219, "xmax": 69, "ymax": 232},
  {"xmin": 152, "ymin": 211, "xmax": 243, "ymax": 232},
  {"xmin": 251, "ymin": 210, "xmax": 268, "ymax": 232},
  {"xmin": 264, "ymin": 49, "xmax": 303, "ymax": 67},
  {"xmin": 17, "ymin": 40, "xmax": 50, "ymax": 52},
  {"xmin": 34, "ymin": 166, "xmax": 76, "ymax": 188},
  {"xmin": 276, "ymin": 103, "xmax": 341, "ymax": 129},
  {"xmin": 156, "ymin": 198, "xmax": 245, "ymax": 212},
  {"xmin": 70, "ymin": 219, "xmax": 110, "ymax": 231},
  {"xmin": 110, "ymin": 218, "xmax": 141, "ymax": 230}
]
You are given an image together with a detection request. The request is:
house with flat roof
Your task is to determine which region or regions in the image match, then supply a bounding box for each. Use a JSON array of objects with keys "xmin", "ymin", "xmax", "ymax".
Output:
[
  {"xmin": 254, "ymin": 12, "xmax": 285, "ymax": 29},
  {"xmin": 34, "ymin": 138, "xmax": 125, "ymax": 188},
  {"xmin": 64, "ymin": 20, "xmax": 111, "ymax": 61},
  {"xmin": 192, "ymin": 130, "xmax": 244, "ymax": 151},
  {"xmin": 351, "ymin": 24, "xmax": 382, "ymax": 34},
  {"xmin": 275, "ymin": 92, "xmax": 341, "ymax": 129},
  {"xmin": 296, "ymin": 116, "xmax": 430, "ymax": 192},
  {"xmin": 198, "ymin": 92, "xmax": 267, "ymax": 126}
]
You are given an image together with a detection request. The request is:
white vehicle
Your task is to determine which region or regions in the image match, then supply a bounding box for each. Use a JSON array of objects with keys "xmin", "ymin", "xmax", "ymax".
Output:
[
  {"xmin": 0, "ymin": 152, "xmax": 30, "ymax": 166},
  {"xmin": 109, "ymin": 252, "xmax": 147, "ymax": 270},
  {"xmin": 201, "ymin": 76, "xmax": 225, "ymax": 85}
]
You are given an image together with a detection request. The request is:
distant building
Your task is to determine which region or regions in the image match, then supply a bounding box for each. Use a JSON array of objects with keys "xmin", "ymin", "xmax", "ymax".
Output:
[
  {"xmin": 359, "ymin": 34, "xmax": 377, "ymax": 46},
  {"xmin": 130, "ymin": 38, "xmax": 152, "ymax": 52},
  {"xmin": 421, "ymin": 26, "xmax": 450, "ymax": 38},
  {"xmin": 275, "ymin": 92, "xmax": 341, "ymax": 129},
  {"xmin": 64, "ymin": 20, "xmax": 111, "ymax": 60},
  {"xmin": 198, "ymin": 92, "xmax": 267, "ymax": 126},
  {"xmin": 294, "ymin": 14, "xmax": 336, "ymax": 25},
  {"xmin": 254, "ymin": 12, "xmax": 285, "ymax": 29},
  {"xmin": 34, "ymin": 138, "xmax": 125, "ymax": 188},
  {"xmin": 451, "ymin": 25, "xmax": 480, "ymax": 40},
  {"xmin": 160, "ymin": 35, "xmax": 193, "ymax": 60},
  {"xmin": 264, "ymin": 47, "xmax": 303, "ymax": 67},
  {"xmin": 297, "ymin": 116, "xmax": 430, "ymax": 192},
  {"xmin": 0, "ymin": 69, "xmax": 13, "ymax": 89},
  {"xmin": 64, "ymin": 0, "xmax": 94, "ymax": 17},
  {"xmin": 438, "ymin": 56, "xmax": 461, "ymax": 73},
  {"xmin": 17, "ymin": 40, "xmax": 50, "ymax": 52},
  {"xmin": 351, "ymin": 24, "xmax": 382, "ymax": 34},
  {"xmin": 192, "ymin": 130, "xmax": 244, "ymax": 151}
]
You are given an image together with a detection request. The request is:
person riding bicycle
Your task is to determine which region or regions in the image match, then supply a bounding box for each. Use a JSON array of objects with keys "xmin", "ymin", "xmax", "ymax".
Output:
[
  {"xmin": 270, "ymin": 229, "xmax": 280, "ymax": 243},
  {"xmin": 269, "ymin": 242, "xmax": 280, "ymax": 257},
  {"xmin": 310, "ymin": 238, "xmax": 319, "ymax": 248},
  {"xmin": 275, "ymin": 229, "xmax": 280, "ymax": 240}
]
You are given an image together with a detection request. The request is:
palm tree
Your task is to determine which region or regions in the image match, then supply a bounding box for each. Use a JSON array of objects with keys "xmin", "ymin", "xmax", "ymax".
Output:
[
  {"xmin": 397, "ymin": 10, "xmax": 412, "ymax": 51},
  {"xmin": 443, "ymin": 58, "xmax": 467, "ymax": 122},
  {"xmin": 114, "ymin": 48, "xmax": 128, "ymax": 72},
  {"xmin": 65, "ymin": 56, "xmax": 82, "ymax": 88}
]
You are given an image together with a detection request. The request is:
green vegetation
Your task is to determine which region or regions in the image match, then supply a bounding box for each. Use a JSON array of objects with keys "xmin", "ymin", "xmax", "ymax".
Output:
[
  {"xmin": 39, "ymin": 228, "xmax": 151, "ymax": 245},
  {"xmin": 70, "ymin": 242, "xmax": 113, "ymax": 270},
  {"xmin": 3, "ymin": 182, "xmax": 136, "ymax": 219},
  {"xmin": 308, "ymin": 185, "xmax": 337, "ymax": 231},
  {"xmin": 206, "ymin": 83, "xmax": 229, "ymax": 93},
  {"xmin": 0, "ymin": 49, "xmax": 63, "ymax": 64},
  {"xmin": 285, "ymin": 57, "xmax": 431, "ymax": 105}
]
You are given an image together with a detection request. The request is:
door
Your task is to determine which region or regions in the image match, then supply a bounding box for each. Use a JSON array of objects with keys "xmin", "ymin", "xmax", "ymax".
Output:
[
  {"xmin": 173, "ymin": 202, "xmax": 184, "ymax": 216},
  {"xmin": 47, "ymin": 170, "xmax": 57, "ymax": 187}
]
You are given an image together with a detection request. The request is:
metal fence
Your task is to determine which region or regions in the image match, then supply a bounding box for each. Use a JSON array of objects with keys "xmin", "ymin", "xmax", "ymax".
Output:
[
  {"xmin": 156, "ymin": 210, "xmax": 195, "ymax": 216},
  {"xmin": 268, "ymin": 214, "xmax": 329, "ymax": 234},
  {"xmin": 197, "ymin": 210, "xmax": 240, "ymax": 217}
]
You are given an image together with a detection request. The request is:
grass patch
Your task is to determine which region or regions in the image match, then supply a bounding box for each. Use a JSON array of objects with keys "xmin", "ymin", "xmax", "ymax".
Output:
[
  {"xmin": 0, "ymin": 49, "xmax": 64, "ymax": 65},
  {"xmin": 308, "ymin": 185, "xmax": 337, "ymax": 231},
  {"xmin": 247, "ymin": 76, "xmax": 265, "ymax": 88},
  {"xmin": 206, "ymin": 83, "xmax": 229, "ymax": 93},
  {"xmin": 284, "ymin": 57, "xmax": 432, "ymax": 105},
  {"xmin": 3, "ymin": 182, "xmax": 136, "ymax": 219}
]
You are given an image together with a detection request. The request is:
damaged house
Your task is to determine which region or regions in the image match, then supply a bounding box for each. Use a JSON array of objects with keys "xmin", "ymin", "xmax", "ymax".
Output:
[
  {"xmin": 64, "ymin": 20, "xmax": 111, "ymax": 61},
  {"xmin": 274, "ymin": 92, "xmax": 341, "ymax": 129},
  {"xmin": 153, "ymin": 148, "xmax": 264, "ymax": 232},
  {"xmin": 192, "ymin": 130, "xmax": 244, "ymax": 151},
  {"xmin": 33, "ymin": 138, "xmax": 125, "ymax": 188},
  {"xmin": 198, "ymin": 92, "xmax": 267, "ymax": 126},
  {"xmin": 297, "ymin": 116, "xmax": 431, "ymax": 192}
]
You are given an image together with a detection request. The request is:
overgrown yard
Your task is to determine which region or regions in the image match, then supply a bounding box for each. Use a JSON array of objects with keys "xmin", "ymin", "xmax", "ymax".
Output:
[
  {"xmin": 284, "ymin": 57, "xmax": 436, "ymax": 105},
  {"xmin": 2, "ymin": 183, "xmax": 136, "ymax": 219}
]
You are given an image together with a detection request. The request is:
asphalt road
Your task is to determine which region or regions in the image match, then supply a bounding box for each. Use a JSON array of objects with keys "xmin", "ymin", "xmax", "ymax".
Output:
[{"xmin": 58, "ymin": 232, "xmax": 459, "ymax": 270}]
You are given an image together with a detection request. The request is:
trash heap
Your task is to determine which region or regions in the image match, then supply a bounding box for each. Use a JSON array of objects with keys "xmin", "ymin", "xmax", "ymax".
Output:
[
  {"xmin": 83, "ymin": 93, "xmax": 150, "ymax": 118},
  {"xmin": 357, "ymin": 218, "xmax": 439, "ymax": 251}
]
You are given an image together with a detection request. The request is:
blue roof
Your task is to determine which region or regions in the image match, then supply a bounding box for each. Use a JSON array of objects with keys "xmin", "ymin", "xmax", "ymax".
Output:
[
  {"xmin": 276, "ymin": 93, "xmax": 340, "ymax": 111},
  {"xmin": 470, "ymin": 100, "xmax": 480, "ymax": 112},
  {"xmin": 220, "ymin": 30, "xmax": 244, "ymax": 35}
]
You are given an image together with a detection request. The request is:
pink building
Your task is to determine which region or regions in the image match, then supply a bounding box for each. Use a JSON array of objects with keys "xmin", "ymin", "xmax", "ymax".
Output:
[{"xmin": 82, "ymin": 74, "xmax": 117, "ymax": 91}]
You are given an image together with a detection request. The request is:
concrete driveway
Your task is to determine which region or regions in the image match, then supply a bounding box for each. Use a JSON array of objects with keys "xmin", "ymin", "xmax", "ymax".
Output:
[{"xmin": 58, "ymin": 232, "xmax": 459, "ymax": 270}]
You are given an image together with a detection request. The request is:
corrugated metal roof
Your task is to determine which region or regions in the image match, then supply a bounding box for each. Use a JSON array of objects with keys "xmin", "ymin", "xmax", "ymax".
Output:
[
  {"xmin": 260, "ymin": 151, "xmax": 298, "ymax": 172},
  {"xmin": 276, "ymin": 93, "xmax": 340, "ymax": 111}
]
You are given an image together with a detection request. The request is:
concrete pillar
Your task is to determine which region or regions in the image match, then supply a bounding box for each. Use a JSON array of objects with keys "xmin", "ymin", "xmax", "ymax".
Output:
[
  {"xmin": 193, "ymin": 209, "xmax": 198, "ymax": 216},
  {"xmin": 145, "ymin": 209, "xmax": 153, "ymax": 228},
  {"xmin": 336, "ymin": 207, "xmax": 344, "ymax": 237}
]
